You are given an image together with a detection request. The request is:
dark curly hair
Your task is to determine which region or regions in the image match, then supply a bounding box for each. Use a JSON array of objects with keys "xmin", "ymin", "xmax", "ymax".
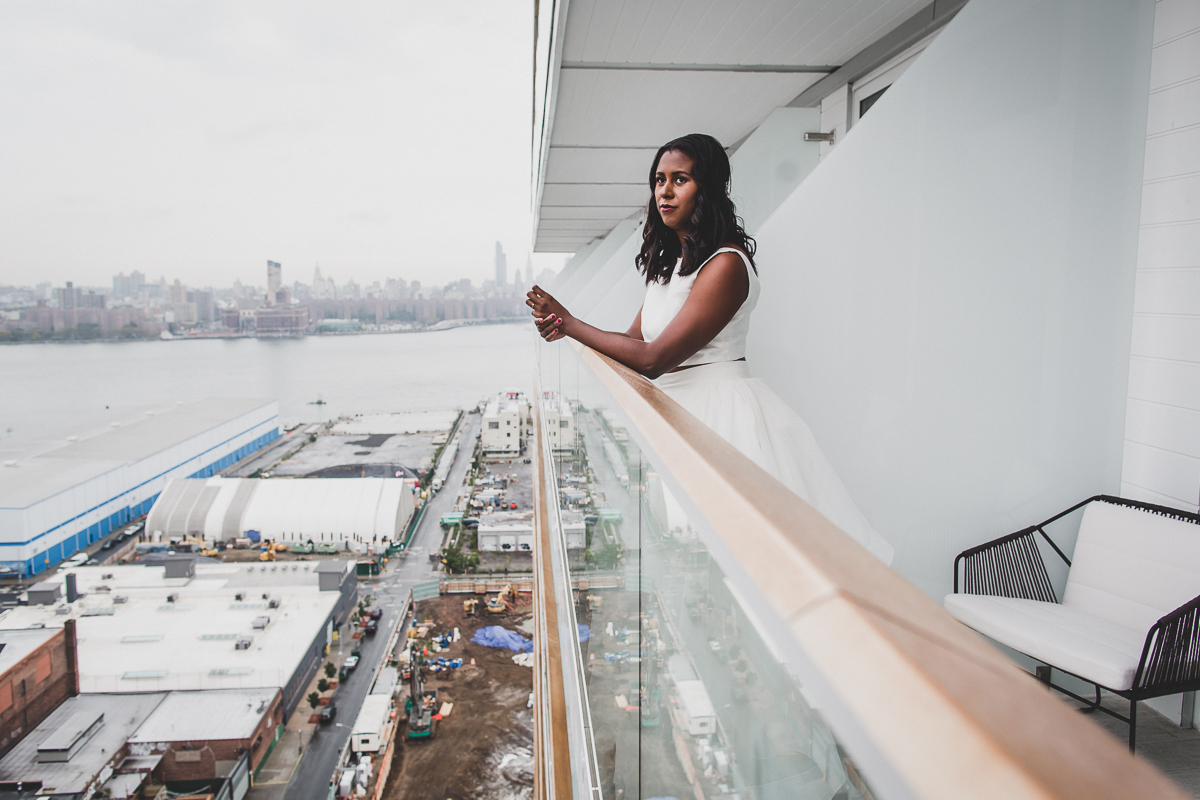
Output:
[{"xmin": 635, "ymin": 133, "xmax": 756, "ymax": 285}]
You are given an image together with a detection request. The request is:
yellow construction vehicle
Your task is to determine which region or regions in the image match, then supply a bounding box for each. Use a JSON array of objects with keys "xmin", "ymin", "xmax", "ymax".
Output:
[
  {"xmin": 486, "ymin": 584, "xmax": 515, "ymax": 614},
  {"xmin": 463, "ymin": 598, "xmax": 479, "ymax": 616},
  {"xmin": 259, "ymin": 548, "xmax": 276, "ymax": 562}
]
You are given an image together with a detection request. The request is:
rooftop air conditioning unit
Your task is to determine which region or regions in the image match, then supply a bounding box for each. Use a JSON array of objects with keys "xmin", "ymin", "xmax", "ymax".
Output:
[
  {"xmin": 251, "ymin": 616, "xmax": 270, "ymax": 629},
  {"xmin": 235, "ymin": 635, "xmax": 253, "ymax": 650},
  {"xmin": 113, "ymin": 595, "xmax": 128, "ymax": 604},
  {"xmin": 235, "ymin": 592, "xmax": 244, "ymax": 601},
  {"xmin": 268, "ymin": 598, "xmax": 280, "ymax": 609},
  {"xmin": 261, "ymin": 592, "xmax": 270, "ymax": 600},
  {"xmin": 166, "ymin": 593, "xmax": 178, "ymax": 603},
  {"xmin": 102, "ymin": 574, "xmax": 113, "ymax": 580},
  {"xmin": 54, "ymin": 605, "xmax": 70, "ymax": 615}
]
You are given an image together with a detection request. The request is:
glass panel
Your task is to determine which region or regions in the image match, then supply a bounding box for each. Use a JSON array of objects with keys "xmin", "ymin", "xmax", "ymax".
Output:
[{"xmin": 537, "ymin": 337, "xmax": 884, "ymax": 800}]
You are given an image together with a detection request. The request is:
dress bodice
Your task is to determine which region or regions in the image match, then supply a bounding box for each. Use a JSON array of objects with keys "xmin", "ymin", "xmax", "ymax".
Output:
[{"xmin": 640, "ymin": 247, "xmax": 759, "ymax": 367}]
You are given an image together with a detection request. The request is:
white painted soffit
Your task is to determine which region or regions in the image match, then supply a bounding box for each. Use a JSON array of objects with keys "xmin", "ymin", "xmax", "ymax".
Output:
[{"xmin": 533, "ymin": 0, "xmax": 966, "ymax": 253}]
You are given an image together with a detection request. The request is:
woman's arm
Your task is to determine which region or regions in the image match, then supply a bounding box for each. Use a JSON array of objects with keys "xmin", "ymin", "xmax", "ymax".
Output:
[{"xmin": 527, "ymin": 252, "xmax": 748, "ymax": 379}]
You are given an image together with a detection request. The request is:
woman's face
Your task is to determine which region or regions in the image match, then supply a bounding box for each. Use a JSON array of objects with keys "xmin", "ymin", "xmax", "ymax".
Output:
[{"xmin": 654, "ymin": 149, "xmax": 697, "ymax": 236}]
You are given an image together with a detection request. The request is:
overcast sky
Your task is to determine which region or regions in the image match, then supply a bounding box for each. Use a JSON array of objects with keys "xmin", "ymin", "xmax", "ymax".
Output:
[{"xmin": 0, "ymin": 1, "xmax": 570, "ymax": 290}]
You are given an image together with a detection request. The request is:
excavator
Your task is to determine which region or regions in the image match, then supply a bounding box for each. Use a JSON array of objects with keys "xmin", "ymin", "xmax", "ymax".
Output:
[
  {"xmin": 486, "ymin": 584, "xmax": 516, "ymax": 614},
  {"xmin": 406, "ymin": 656, "xmax": 438, "ymax": 740}
]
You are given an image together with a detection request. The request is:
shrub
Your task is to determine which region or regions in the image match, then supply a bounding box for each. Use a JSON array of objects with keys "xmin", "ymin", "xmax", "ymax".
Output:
[
  {"xmin": 317, "ymin": 678, "xmax": 330, "ymax": 693},
  {"xmin": 324, "ymin": 662, "xmax": 336, "ymax": 679},
  {"xmin": 306, "ymin": 691, "xmax": 321, "ymax": 710}
]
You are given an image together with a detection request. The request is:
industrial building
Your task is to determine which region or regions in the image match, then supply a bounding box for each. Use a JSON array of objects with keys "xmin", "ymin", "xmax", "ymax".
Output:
[
  {"xmin": 0, "ymin": 399, "xmax": 279, "ymax": 577},
  {"xmin": 0, "ymin": 623, "xmax": 79, "ymax": 758},
  {"xmin": 146, "ymin": 477, "xmax": 415, "ymax": 547},
  {"xmin": 541, "ymin": 394, "xmax": 575, "ymax": 453},
  {"xmin": 481, "ymin": 393, "xmax": 526, "ymax": 455},
  {"xmin": 0, "ymin": 559, "xmax": 357, "ymax": 719}
]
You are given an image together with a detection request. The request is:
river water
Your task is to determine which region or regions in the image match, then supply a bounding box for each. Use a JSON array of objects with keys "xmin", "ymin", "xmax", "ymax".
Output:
[{"xmin": 1, "ymin": 322, "xmax": 535, "ymax": 444}]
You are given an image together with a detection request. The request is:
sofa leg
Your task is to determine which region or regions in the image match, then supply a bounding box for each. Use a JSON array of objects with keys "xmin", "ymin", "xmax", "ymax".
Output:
[
  {"xmin": 1079, "ymin": 684, "xmax": 1102, "ymax": 714},
  {"xmin": 1129, "ymin": 698, "xmax": 1137, "ymax": 753}
]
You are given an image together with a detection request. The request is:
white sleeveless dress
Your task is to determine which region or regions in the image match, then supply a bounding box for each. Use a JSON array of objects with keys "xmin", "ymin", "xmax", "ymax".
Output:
[{"xmin": 642, "ymin": 248, "xmax": 894, "ymax": 564}]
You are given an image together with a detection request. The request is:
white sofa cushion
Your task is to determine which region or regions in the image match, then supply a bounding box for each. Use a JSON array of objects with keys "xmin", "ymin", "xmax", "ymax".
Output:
[
  {"xmin": 1064, "ymin": 502, "xmax": 1200, "ymax": 633},
  {"xmin": 943, "ymin": 593, "xmax": 1146, "ymax": 690}
]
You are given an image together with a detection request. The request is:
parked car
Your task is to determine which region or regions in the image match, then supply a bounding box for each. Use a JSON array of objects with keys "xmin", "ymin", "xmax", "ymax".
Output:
[
  {"xmin": 101, "ymin": 540, "xmax": 114, "ymax": 550},
  {"xmin": 369, "ymin": 608, "xmax": 383, "ymax": 621},
  {"xmin": 319, "ymin": 705, "xmax": 336, "ymax": 724},
  {"xmin": 365, "ymin": 620, "xmax": 378, "ymax": 636},
  {"xmin": 343, "ymin": 655, "xmax": 359, "ymax": 671}
]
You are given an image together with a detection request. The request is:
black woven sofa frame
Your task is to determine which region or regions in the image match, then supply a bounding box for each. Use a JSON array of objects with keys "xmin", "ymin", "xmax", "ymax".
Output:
[{"xmin": 951, "ymin": 494, "xmax": 1200, "ymax": 751}]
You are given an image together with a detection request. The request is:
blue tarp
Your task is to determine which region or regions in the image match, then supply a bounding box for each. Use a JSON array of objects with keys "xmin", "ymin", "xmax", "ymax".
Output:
[
  {"xmin": 471, "ymin": 626, "xmax": 532, "ymax": 653},
  {"xmin": 578, "ymin": 623, "xmax": 590, "ymax": 642}
]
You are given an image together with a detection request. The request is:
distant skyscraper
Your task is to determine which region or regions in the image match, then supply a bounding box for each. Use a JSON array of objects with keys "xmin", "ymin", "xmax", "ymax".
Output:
[
  {"xmin": 494, "ymin": 242, "xmax": 507, "ymax": 287},
  {"xmin": 266, "ymin": 261, "xmax": 282, "ymax": 306}
]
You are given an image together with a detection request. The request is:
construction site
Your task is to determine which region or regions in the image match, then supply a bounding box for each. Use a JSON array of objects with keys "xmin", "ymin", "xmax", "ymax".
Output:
[{"xmin": 382, "ymin": 589, "xmax": 535, "ymax": 800}]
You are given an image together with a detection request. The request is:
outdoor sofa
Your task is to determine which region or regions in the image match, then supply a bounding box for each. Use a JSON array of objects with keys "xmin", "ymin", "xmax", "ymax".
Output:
[{"xmin": 943, "ymin": 495, "xmax": 1200, "ymax": 750}]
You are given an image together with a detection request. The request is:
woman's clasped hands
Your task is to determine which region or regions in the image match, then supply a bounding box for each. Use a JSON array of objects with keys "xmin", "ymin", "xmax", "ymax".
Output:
[{"xmin": 526, "ymin": 285, "xmax": 572, "ymax": 343}]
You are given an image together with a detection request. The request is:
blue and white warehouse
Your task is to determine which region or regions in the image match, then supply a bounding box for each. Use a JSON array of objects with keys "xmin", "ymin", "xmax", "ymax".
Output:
[{"xmin": 0, "ymin": 398, "xmax": 279, "ymax": 576}]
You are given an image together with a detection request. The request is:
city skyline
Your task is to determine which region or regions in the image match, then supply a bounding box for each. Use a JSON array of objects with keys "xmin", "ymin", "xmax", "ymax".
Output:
[{"xmin": 0, "ymin": 2, "xmax": 575, "ymax": 288}]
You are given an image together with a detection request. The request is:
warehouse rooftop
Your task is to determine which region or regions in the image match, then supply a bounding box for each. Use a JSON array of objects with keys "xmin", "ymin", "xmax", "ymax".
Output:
[
  {"xmin": 0, "ymin": 398, "xmax": 276, "ymax": 509},
  {"xmin": 0, "ymin": 561, "xmax": 347, "ymax": 694}
]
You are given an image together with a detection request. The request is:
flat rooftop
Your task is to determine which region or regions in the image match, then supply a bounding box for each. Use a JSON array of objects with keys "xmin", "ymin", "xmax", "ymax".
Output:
[
  {"xmin": 0, "ymin": 693, "xmax": 166, "ymax": 795},
  {"xmin": 0, "ymin": 627, "xmax": 59, "ymax": 675},
  {"xmin": 0, "ymin": 398, "xmax": 275, "ymax": 509},
  {"xmin": 129, "ymin": 688, "xmax": 279, "ymax": 743},
  {"xmin": 0, "ymin": 562, "xmax": 344, "ymax": 694}
]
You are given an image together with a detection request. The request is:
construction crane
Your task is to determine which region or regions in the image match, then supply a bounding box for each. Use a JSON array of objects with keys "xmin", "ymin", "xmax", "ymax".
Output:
[{"xmin": 406, "ymin": 657, "xmax": 438, "ymax": 740}]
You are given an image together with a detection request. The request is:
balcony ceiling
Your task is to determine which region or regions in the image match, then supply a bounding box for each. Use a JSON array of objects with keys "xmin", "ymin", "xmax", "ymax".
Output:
[{"xmin": 533, "ymin": 0, "xmax": 941, "ymax": 252}]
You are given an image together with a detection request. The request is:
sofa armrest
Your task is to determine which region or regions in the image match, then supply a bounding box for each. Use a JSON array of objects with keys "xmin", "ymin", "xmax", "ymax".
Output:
[
  {"xmin": 953, "ymin": 527, "xmax": 1063, "ymax": 601},
  {"xmin": 1134, "ymin": 593, "xmax": 1200, "ymax": 697}
]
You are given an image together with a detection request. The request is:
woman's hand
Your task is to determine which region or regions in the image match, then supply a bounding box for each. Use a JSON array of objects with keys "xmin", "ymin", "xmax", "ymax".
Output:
[{"xmin": 526, "ymin": 285, "xmax": 573, "ymax": 343}]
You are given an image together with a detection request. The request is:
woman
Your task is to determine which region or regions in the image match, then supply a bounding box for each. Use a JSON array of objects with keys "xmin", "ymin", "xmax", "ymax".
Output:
[{"xmin": 527, "ymin": 133, "xmax": 893, "ymax": 563}]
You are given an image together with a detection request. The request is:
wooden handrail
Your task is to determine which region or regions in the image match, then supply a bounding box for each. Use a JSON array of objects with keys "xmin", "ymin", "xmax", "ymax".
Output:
[
  {"xmin": 531, "ymin": 377, "xmax": 575, "ymax": 800},
  {"xmin": 571, "ymin": 342, "xmax": 1188, "ymax": 800}
]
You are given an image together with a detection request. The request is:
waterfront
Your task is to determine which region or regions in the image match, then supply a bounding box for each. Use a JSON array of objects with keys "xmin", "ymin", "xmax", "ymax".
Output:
[{"xmin": 1, "ymin": 322, "xmax": 532, "ymax": 444}]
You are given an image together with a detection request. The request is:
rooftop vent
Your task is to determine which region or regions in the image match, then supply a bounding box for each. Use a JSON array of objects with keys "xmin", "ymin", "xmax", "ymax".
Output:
[
  {"xmin": 261, "ymin": 592, "xmax": 270, "ymax": 600},
  {"xmin": 251, "ymin": 616, "xmax": 270, "ymax": 630},
  {"xmin": 267, "ymin": 598, "xmax": 280, "ymax": 609},
  {"xmin": 235, "ymin": 636, "xmax": 253, "ymax": 650},
  {"xmin": 113, "ymin": 595, "xmax": 128, "ymax": 604},
  {"xmin": 235, "ymin": 593, "xmax": 244, "ymax": 602},
  {"xmin": 166, "ymin": 593, "xmax": 179, "ymax": 603},
  {"xmin": 37, "ymin": 711, "xmax": 104, "ymax": 763},
  {"xmin": 54, "ymin": 606, "xmax": 70, "ymax": 616}
]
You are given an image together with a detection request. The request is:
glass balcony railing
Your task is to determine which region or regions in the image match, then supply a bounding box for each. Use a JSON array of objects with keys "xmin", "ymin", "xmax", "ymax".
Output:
[{"xmin": 529, "ymin": 338, "xmax": 1188, "ymax": 800}]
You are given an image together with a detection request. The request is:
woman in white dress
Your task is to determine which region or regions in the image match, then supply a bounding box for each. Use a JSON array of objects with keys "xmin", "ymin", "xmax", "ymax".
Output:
[{"xmin": 527, "ymin": 134, "xmax": 893, "ymax": 563}]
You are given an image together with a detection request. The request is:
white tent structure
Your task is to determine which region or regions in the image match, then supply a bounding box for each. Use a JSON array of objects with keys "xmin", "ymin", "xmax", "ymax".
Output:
[{"xmin": 146, "ymin": 477, "xmax": 416, "ymax": 546}]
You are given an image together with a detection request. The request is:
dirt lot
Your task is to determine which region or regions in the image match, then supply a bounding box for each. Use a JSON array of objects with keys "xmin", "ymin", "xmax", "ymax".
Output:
[{"xmin": 383, "ymin": 594, "xmax": 534, "ymax": 800}]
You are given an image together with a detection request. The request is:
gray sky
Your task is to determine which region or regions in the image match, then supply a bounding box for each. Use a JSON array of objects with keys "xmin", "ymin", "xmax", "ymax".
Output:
[{"xmin": 0, "ymin": 1, "xmax": 570, "ymax": 290}]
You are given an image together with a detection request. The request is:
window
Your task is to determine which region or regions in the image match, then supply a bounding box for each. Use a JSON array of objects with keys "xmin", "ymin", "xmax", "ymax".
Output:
[
  {"xmin": 859, "ymin": 85, "xmax": 889, "ymax": 117},
  {"xmin": 560, "ymin": 420, "xmax": 569, "ymax": 429},
  {"xmin": 488, "ymin": 422, "xmax": 499, "ymax": 430}
]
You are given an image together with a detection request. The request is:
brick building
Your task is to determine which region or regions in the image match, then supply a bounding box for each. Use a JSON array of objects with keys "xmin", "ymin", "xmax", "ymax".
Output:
[
  {"xmin": 0, "ymin": 622, "xmax": 79, "ymax": 757},
  {"xmin": 126, "ymin": 688, "xmax": 283, "ymax": 782}
]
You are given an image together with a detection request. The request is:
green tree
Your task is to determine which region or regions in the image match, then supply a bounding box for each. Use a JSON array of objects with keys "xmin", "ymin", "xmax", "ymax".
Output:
[
  {"xmin": 441, "ymin": 542, "xmax": 480, "ymax": 574},
  {"xmin": 317, "ymin": 678, "xmax": 330, "ymax": 693},
  {"xmin": 306, "ymin": 691, "xmax": 321, "ymax": 710}
]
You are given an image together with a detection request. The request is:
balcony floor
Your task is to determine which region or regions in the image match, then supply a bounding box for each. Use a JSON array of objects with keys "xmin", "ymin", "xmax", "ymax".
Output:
[{"xmin": 1066, "ymin": 693, "xmax": 1200, "ymax": 796}]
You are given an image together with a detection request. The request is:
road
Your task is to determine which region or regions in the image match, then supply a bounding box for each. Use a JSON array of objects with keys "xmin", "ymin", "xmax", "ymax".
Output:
[{"xmin": 280, "ymin": 412, "xmax": 481, "ymax": 800}]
